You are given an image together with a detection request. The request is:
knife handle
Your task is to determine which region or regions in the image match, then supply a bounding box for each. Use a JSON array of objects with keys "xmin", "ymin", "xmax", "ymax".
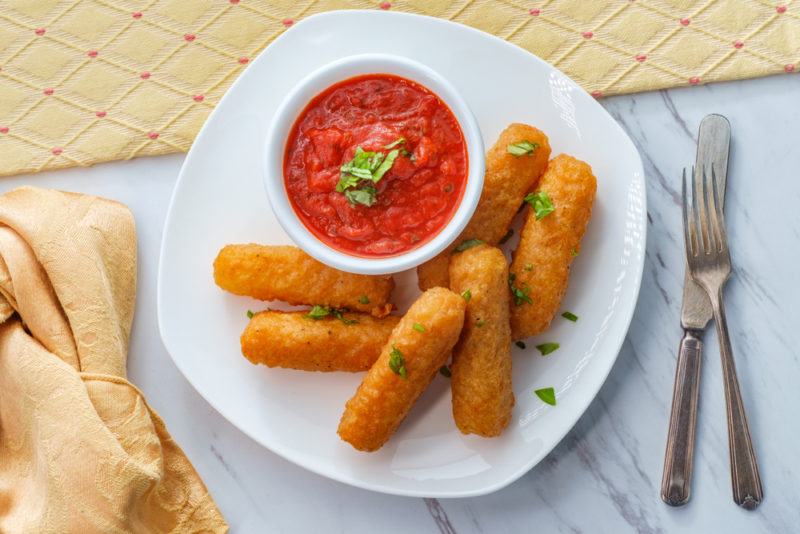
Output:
[{"xmin": 661, "ymin": 330, "xmax": 703, "ymax": 506}]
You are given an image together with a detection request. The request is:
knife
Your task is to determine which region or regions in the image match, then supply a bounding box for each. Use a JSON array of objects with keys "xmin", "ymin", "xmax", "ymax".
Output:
[{"xmin": 661, "ymin": 114, "xmax": 731, "ymax": 506}]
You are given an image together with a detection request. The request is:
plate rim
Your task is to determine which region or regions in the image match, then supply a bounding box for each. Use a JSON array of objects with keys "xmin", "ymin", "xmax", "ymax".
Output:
[{"xmin": 157, "ymin": 9, "xmax": 647, "ymax": 498}]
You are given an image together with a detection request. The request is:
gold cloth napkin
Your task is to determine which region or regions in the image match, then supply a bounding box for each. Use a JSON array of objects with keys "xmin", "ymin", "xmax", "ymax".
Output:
[
  {"xmin": 0, "ymin": 0, "xmax": 797, "ymax": 177},
  {"xmin": 0, "ymin": 187, "xmax": 227, "ymax": 533}
]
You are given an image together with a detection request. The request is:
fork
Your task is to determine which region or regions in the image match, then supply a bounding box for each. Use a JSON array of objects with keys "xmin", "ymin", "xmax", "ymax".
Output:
[{"xmin": 682, "ymin": 165, "xmax": 763, "ymax": 509}]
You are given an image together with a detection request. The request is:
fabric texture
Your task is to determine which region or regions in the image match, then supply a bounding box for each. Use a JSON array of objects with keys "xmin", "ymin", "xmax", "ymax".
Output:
[
  {"xmin": 0, "ymin": 187, "xmax": 227, "ymax": 533},
  {"xmin": 0, "ymin": 0, "xmax": 797, "ymax": 177}
]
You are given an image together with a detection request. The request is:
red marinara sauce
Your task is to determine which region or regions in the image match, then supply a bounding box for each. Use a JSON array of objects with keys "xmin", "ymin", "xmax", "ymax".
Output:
[{"xmin": 284, "ymin": 74, "xmax": 468, "ymax": 257}]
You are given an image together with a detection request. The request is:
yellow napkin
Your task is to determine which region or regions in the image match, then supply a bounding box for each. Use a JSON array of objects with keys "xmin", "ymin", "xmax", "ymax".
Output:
[
  {"xmin": 0, "ymin": 0, "xmax": 797, "ymax": 177},
  {"xmin": 0, "ymin": 187, "xmax": 226, "ymax": 533}
]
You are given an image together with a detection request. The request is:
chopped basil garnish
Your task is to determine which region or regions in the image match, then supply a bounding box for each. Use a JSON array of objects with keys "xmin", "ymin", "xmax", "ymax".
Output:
[
  {"xmin": 524, "ymin": 191, "xmax": 555, "ymax": 220},
  {"xmin": 344, "ymin": 186, "xmax": 377, "ymax": 207},
  {"xmin": 389, "ymin": 344, "xmax": 407, "ymax": 379},
  {"xmin": 384, "ymin": 137, "xmax": 405, "ymax": 149},
  {"xmin": 561, "ymin": 311, "xmax": 578, "ymax": 322},
  {"xmin": 507, "ymin": 141, "xmax": 539, "ymax": 157},
  {"xmin": 536, "ymin": 342, "xmax": 560, "ymax": 355},
  {"xmin": 358, "ymin": 295, "xmax": 370, "ymax": 304},
  {"xmin": 413, "ymin": 322, "xmax": 426, "ymax": 332},
  {"xmin": 372, "ymin": 149, "xmax": 400, "ymax": 182},
  {"xmin": 499, "ymin": 228, "xmax": 514, "ymax": 244},
  {"xmin": 535, "ymin": 387, "xmax": 556, "ymax": 406},
  {"xmin": 455, "ymin": 238, "xmax": 484, "ymax": 252},
  {"xmin": 439, "ymin": 365, "xmax": 451, "ymax": 377},
  {"xmin": 515, "ymin": 341, "xmax": 526, "ymax": 349},
  {"xmin": 332, "ymin": 309, "xmax": 359, "ymax": 325},
  {"xmin": 246, "ymin": 310, "xmax": 254, "ymax": 319},
  {"xmin": 336, "ymin": 145, "xmax": 404, "ymax": 205},
  {"xmin": 509, "ymin": 273, "xmax": 532, "ymax": 306},
  {"xmin": 461, "ymin": 289, "xmax": 472, "ymax": 302}
]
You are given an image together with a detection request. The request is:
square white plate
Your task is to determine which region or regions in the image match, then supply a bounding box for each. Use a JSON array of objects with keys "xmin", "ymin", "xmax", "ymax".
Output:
[{"xmin": 158, "ymin": 10, "xmax": 646, "ymax": 498}]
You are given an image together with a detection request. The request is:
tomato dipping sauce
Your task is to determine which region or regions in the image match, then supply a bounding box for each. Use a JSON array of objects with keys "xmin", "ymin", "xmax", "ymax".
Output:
[{"xmin": 283, "ymin": 74, "xmax": 468, "ymax": 257}]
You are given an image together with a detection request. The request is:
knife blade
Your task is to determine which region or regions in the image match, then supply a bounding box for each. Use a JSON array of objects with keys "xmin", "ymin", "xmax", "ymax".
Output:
[
  {"xmin": 662, "ymin": 114, "xmax": 731, "ymax": 506},
  {"xmin": 681, "ymin": 115, "xmax": 731, "ymax": 330}
]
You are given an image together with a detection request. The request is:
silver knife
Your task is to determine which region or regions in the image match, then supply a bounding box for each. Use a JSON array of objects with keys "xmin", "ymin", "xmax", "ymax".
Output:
[{"xmin": 661, "ymin": 114, "xmax": 731, "ymax": 506}]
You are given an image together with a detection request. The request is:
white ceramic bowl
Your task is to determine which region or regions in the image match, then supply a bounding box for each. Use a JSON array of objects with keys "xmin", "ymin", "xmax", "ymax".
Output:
[{"xmin": 263, "ymin": 53, "xmax": 484, "ymax": 275}]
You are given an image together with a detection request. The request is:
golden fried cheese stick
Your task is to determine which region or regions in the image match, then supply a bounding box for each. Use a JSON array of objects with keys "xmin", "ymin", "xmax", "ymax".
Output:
[
  {"xmin": 338, "ymin": 287, "xmax": 466, "ymax": 451},
  {"xmin": 214, "ymin": 244, "xmax": 394, "ymax": 314},
  {"xmin": 510, "ymin": 154, "xmax": 597, "ymax": 340},
  {"xmin": 449, "ymin": 245, "xmax": 514, "ymax": 437},
  {"xmin": 417, "ymin": 123, "xmax": 551, "ymax": 290},
  {"xmin": 241, "ymin": 310, "xmax": 400, "ymax": 372}
]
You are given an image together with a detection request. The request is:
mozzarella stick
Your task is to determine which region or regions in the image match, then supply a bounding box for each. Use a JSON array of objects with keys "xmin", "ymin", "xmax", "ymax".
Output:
[
  {"xmin": 510, "ymin": 154, "xmax": 597, "ymax": 339},
  {"xmin": 214, "ymin": 244, "xmax": 394, "ymax": 314},
  {"xmin": 241, "ymin": 310, "xmax": 400, "ymax": 372},
  {"xmin": 338, "ymin": 288, "xmax": 466, "ymax": 451},
  {"xmin": 449, "ymin": 245, "xmax": 514, "ymax": 437},
  {"xmin": 417, "ymin": 123, "xmax": 551, "ymax": 290}
]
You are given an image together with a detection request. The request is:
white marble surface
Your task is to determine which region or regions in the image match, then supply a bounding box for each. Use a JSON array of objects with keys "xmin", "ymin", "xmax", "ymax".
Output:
[{"xmin": 3, "ymin": 73, "xmax": 799, "ymax": 533}]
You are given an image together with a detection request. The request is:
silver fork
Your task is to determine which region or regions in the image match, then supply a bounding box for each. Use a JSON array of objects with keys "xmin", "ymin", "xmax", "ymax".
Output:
[{"xmin": 682, "ymin": 166, "xmax": 763, "ymax": 510}]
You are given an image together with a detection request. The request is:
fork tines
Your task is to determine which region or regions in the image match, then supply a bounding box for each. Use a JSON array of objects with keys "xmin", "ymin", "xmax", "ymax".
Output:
[{"xmin": 682, "ymin": 165, "xmax": 728, "ymax": 259}]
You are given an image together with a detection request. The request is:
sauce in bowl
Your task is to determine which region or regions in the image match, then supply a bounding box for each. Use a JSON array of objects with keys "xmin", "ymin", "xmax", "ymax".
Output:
[{"xmin": 284, "ymin": 74, "xmax": 468, "ymax": 257}]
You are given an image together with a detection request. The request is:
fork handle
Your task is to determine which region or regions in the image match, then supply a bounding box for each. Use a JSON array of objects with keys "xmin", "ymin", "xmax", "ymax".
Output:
[
  {"xmin": 710, "ymin": 289, "xmax": 763, "ymax": 509},
  {"xmin": 661, "ymin": 330, "xmax": 703, "ymax": 506}
]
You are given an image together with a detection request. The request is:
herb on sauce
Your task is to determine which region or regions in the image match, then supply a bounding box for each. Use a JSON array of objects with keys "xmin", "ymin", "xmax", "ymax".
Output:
[
  {"xmin": 384, "ymin": 137, "xmax": 406, "ymax": 149},
  {"xmin": 336, "ymin": 146, "xmax": 402, "ymax": 205}
]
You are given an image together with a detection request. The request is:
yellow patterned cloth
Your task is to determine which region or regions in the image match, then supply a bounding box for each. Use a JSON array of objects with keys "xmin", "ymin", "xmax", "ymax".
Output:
[
  {"xmin": 0, "ymin": 0, "xmax": 797, "ymax": 177},
  {"xmin": 0, "ymin": 187, "xmax": 227, "ymax": 532}
]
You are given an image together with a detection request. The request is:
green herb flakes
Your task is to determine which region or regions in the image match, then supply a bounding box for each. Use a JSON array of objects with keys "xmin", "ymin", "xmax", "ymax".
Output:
[
  {"xmin": 455, "ymin": 238, "xmax": 484, "ymax": 252},
  {"xmin": 305, "ymin": 305, "xmax": 330, "ymax": 320},
  {"xmin": 561, "ymin": 311, "xmax": 578, "ymax": 322},
  {"xmin": 524, "ymin": 263, "xmax": 534, "ymax": 272},
  {"xmin": 358, "ymin": 295, "xmax": 370, "ymax": 305},
  {"xmin": 389, "ymin": 345, "xmax": 407, "ymax": 379},
  {"xmin": 536, "ymin": 342, "xmax": 560, "ymax": 356},
  {"xmin": 246, "ymin": 310, "xmax": 254, "ymax": 319},
  {"xmin": 439, "ymin": 365, "xmax": 452, "ymax": 378},
  {"xmin": 515, "ymin": 341, "xmax": 526, "ymax": 349},
  {"xmin": 461, "ymin": 289, "xmax": 472, "ymax": 302},
  {"xmin": 507, "ymin": 141, "xmax": 539, "ymax": 157},
  {"xmin": 508, "ymin": 273, "xmax": 533, "ymax": 306},
  {"xmin": 413, "ymin": 323, "xmax": 426, "ymax": 333},
  {"xmin": 535, "ymin": 387, "xmax": 556, "ymax": 406},
  {"xmin": 524, "ymin": 191, "xmax": 555, "ymax": 220}
]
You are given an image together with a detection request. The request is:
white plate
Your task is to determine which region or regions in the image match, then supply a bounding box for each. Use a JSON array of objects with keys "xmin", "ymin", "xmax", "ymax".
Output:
[{"xmin": 158, "ymin": 10, "xmax": 646, "ymax": 498}]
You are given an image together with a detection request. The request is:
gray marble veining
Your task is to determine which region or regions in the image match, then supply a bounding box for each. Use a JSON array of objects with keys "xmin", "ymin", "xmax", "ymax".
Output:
[{"xmin": 2, "ymin": 73, "xmax": 798, "ymax": 534}]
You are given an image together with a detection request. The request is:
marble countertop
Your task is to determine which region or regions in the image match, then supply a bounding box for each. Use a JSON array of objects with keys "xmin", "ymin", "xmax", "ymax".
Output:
[{"xmin": 3, "ymin": 73, "xmax": 798, "ymax": 533}]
